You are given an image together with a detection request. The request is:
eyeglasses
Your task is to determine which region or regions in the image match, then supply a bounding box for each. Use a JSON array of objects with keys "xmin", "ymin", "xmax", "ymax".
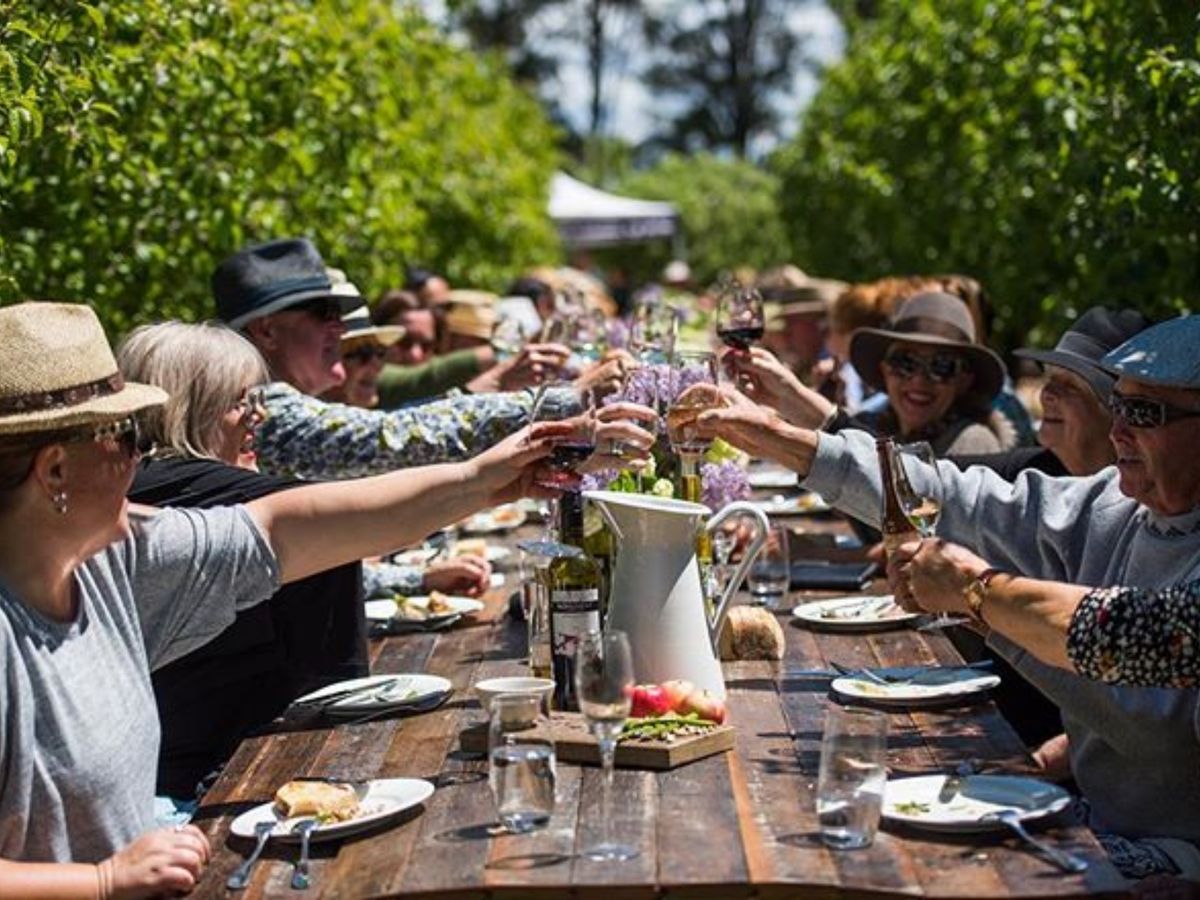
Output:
[
  {"xmin": 343, "ymin": 345, "xmax": 388, "ymax": 364},
  {"xmin": 290, "ymin": 298, "xmax": 344, "ymax": 323},
  {"xmin": 1107, "ymin": 390, "xmax": 1200, "ymax": 429},
  {"xmin": 90, "ymin": 416, "xmax": 152, "ymax": 460},
  {"xmin": 232, "ymin": 386, "xmax": 268, "ymax": 424},
  {"xmin": 882, "ymin": 349, "xmax": 966, "ymax": 384}
]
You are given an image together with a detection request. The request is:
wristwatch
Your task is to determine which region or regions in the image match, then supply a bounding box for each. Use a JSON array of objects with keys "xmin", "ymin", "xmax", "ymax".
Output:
[{"xmin": 964, "ymin": 567, "xmax": 1006, "ymax": 623}]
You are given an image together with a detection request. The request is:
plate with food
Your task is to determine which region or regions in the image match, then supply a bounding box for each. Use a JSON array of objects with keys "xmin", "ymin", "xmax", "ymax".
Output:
[
  {"xmin": 452, "ymin": 538, "xmax": 512, "ymax": 564},
  {"xmin": 389, "ymin": 547, "xmax": 439, "ymax": 566},
  {"xmin": 747, "ymin": 467, "xmax": 799, "ymax": 489},
  {"xmin": 831, "ymin": 669, "xmax": 1000, "ymax": 708},
  {"xmin": 883, "ymin": 774, "xmax": 1073, "ymax": 834},
  {"xmin": 230, "ymin": 777, "xmax": 436, "ymax": 842},
  {"xmin": 792, "ymin": 595, "xmax": 919, "ymax": 632},
  {"xmin": 750, "ymin": 492, "xmax": 831, "ymax": 516},
  {"xmin": 461, "ymin": 504, "xmax": 527, "ymax": 533},
  {"xmin": 293, "ymin": 673, "xmax": 453, "ymax": 717},
  {"xmin": 365, "ymin": 593, "xmax": 485, "ymax": 626}
]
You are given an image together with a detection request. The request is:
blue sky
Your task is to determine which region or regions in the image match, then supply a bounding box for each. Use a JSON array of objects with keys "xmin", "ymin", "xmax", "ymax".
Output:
[{"xmin": 416, "ymin": 0, "xmax": 845, "ymax": 155}]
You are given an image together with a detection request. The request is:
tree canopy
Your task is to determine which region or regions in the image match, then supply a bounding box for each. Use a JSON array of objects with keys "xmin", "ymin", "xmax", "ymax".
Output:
[
  {"xmin": 775, "ymin": 0, "xmax": 1199, "ymax": 349},
  {"xmin": 0, "ymin": 0, "xmax": 560, "ymax": 336}
]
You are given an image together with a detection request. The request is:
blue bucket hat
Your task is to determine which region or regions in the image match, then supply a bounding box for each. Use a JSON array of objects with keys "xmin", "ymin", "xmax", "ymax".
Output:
[{"xmin": 1102, "ymin": 315, "xmax": 1200, "ymax": 389}]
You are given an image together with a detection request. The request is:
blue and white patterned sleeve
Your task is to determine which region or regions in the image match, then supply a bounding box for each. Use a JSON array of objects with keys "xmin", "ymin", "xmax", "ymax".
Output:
[
  {"xmin": 1067, "ymin": 582, "xmax": 1200, "ymax": 688},
  {"xmin": 254, "ymin": 382, "xmax": 578, "ymax": 481},
  {"xmin": 362, "ymin": 561, "xmax": 425, "ymax": 598}
]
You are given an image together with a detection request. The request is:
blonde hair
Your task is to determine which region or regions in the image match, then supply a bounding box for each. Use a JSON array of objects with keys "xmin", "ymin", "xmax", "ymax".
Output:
[{"xmin": 117, "ymin": 321, "xmax": 269, "ymax": 461}]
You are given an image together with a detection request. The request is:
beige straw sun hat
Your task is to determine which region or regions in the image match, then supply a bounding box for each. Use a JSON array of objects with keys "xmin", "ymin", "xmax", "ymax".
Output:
[{"xmin": 0, "ymin": 302, "xmax": 167, "ymax": 437}]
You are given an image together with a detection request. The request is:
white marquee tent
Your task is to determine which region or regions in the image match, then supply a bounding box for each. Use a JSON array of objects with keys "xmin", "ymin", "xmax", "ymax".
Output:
[{"xmin": 548, "ymin": 172, "xmax": 679, "ymax": 248}]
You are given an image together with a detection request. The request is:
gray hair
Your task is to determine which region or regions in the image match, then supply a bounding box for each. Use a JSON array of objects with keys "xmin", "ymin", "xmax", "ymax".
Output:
[{"xmin": 116, "ymin": 321, "xmax": 269, "ymax": 461}]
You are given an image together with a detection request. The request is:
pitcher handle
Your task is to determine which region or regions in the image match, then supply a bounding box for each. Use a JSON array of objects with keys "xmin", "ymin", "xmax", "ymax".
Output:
[{"xmin": 704, "ymin": 502, "xmax": 770, "ymax": 654}]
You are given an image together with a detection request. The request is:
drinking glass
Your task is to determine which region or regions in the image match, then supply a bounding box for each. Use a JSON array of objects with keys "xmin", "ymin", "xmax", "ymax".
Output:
[
  {"xmin": 630, "ymin": 302, "xmax": 678, "ymax": 364},
  {"xmin": 518, "ymin": 544, "xmax": 554, "ymax": 680},
  {"xmin": 815, "ymin": 707, "xmax": 887, "ymax": 849},
  {"xmin": 530, "ymin": 383, "xmax": 597, "ymax": 491},
  {"xmin": 575, "ymin": 630, "xmax": 638, "ymax": 861},
  {"xmin": 665, "ymin": 350, "xmax": 720, "ymax": 460},
  {"xmin": 716, "ymin": 281, "xmax": 765, "ymax": 350},
  {"xmin": 488, "ymin": 694, "xmax": 557, "ymax": 834},
  {"xmin": 747, "ymin": 523, "xmax": 790, "ymax": 610}
]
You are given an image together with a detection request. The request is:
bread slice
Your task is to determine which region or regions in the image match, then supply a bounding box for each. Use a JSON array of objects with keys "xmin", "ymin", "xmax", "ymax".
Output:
[
  {"xmin": 274, "ymin": 780, "xmax": 360, "ymax": 822},
  {"xmin": 452, "ymin": 538, "xmax": 488, "ymax": 558}
]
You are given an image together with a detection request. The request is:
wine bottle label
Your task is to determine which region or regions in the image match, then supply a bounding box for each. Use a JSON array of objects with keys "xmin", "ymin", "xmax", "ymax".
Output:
[{"xmin": 549, "ymin": 589, "xmax": 600, "ymax": 711}]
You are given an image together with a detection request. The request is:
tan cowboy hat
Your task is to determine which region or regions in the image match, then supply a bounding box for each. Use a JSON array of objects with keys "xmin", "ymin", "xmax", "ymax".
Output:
[
  {"xmin": 445, "ymin": 291, "xmax": 498, "ymax": 340},
  {"xmin": 0, "ymin": 302, "xmax": 167, "ymax": 436},
  {"xmin": 850, "ymin": 291, "xmax": 1005, "ymax": 404}
]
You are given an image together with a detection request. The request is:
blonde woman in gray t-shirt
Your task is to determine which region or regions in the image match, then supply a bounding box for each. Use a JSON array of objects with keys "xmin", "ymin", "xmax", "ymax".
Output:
[{"xmin": 0, "ymin": 303, "xmax": 654, "ymax": 898}]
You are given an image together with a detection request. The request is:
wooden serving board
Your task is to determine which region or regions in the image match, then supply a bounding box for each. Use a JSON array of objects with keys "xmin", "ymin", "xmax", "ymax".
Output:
[{"xmin": 460, "ymin": 711, "xmax": 735, "ymax": 770}]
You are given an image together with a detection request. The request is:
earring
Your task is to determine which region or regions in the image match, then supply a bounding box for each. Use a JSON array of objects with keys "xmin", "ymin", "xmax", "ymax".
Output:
[{"xmin": 52, "ymin": 491, "xmax": 68, "ymax": 515}]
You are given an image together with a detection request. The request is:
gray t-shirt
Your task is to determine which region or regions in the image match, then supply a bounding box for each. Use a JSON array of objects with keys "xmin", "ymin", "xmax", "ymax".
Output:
[{"xmin": 0, "ymin": 506, "xmax": 278, "ymax": 863}]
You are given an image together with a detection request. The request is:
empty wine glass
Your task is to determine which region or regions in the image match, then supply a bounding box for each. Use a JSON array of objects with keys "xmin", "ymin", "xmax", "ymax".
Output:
[
  {"xmin": 575, "ymin": 629, "xmax": 638, "ymax": 861},
  {"xmin": 630, "ymin": 302, "xmax": 678, "ymax": 364}
]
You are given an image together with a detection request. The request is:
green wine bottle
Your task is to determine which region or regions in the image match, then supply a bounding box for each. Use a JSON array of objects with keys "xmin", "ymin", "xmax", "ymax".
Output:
[{"xmin": 548, "ymin": 492, "xmax": 602, "ymax": 711}]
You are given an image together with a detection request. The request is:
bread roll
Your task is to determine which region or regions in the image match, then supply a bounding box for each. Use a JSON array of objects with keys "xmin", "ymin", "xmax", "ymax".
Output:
[
  {"xmin": 274, "ymin": 780, "xmax": 360, "ymax": 822},
  {"xmin": 718, "ymin": 606, "xmax": 785, "ymax": 661}
]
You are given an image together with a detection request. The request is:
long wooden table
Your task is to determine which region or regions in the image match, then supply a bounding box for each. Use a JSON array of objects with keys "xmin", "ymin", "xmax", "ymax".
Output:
[{"xmin": 191, "ymin": 516, "xmax": 1128, "ymax": 899}]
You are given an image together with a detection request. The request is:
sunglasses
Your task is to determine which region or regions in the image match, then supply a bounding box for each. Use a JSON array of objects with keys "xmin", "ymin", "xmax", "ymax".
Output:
[
  {"xmin": 231, "ymin": 386, "xmax": 268, "ymax": 424},
  {"xmin": 1107, "ymin": 390, "xmax": 1200, "ymax": 429},
  {"xmin": 290, "ymin": 298, "xmax": 344, "ymax": 323},
  {"xmin": 882, "ymin": 349, "xmax": 966, "ymax": 384},
  {"xmin": 89, "ymin": 416, "xmax": 152, "ymax": 459},
  {"xmin": 343, "ymin": 345, "xmax": 388, "ymax": 364}
]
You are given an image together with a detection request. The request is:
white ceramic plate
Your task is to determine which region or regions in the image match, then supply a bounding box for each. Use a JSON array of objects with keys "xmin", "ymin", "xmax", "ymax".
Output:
[
  {"xmin": 792, "ymin": 595, "xmax": 919, "ymax": 632},
  {"xmin": 883, "ymin": 774, "xmax": 1072, "ymax": 834},
  {"xmin": 365, "ymin": 595, "xmax": 485, "ymax": 625},
  {"xmin": 390, "ymin": 547, "xmax": 438, "ymax": 566},
  {"xmin": 831, "ymin": 671, "xmax": 1000, "ymax": 708},
  {"xmin": 294, "ymin": 673, "xmax": 453, "ymax": 717},
  {"xmin": 230, "ymin": 777, "xmax": 436, "ymax": 843},
  {"xmin": 747, "ymin": 468, "xmax": 799, "ymax": 489},
  {"xmin": 461, "ymin": 505, "xmax": 527, "ymax": 533},
  {"xmin": 751, "ymin": 492, "xmax": 831, "ymax": 516}
]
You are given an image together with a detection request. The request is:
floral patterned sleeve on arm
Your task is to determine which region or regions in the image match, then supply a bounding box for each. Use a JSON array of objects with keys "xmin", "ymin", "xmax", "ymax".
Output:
[
  {"xmin": 1067, "ymin": 581, "xmax": 1200, "ymax": 688},
  {"xmin": 254, "ymin": 382, "xmax": 578, "ymax": 481}
]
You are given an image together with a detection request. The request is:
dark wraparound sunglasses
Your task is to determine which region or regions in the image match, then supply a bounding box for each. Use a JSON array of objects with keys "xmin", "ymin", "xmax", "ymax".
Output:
[
  {"xmin": 882, "ymin": 349, "xmax": 966, "ymax": 384},
  {"xmin": 1108, "ymin": 390, "xmax": 1200, "ymax": 429},
  {"xmin": 343, "ymin": 345, "xmax": 388, "ymax": 364},
  {"xmin": 290, "ymin": 298, "xmax": 344, "ymax": 323}
]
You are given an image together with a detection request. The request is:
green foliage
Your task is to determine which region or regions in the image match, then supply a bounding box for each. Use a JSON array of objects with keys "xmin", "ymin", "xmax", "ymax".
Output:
[
  {"xmin": 0, "ymin": 1, "xmax": 560, "ymax": 337},
  {"xmin": 774, "ymin": 0, "xmax": 1198, "ymax": 349},
  {"xmin": 603, "ymin": 152, "xmax": 790, "ymax": 286}
]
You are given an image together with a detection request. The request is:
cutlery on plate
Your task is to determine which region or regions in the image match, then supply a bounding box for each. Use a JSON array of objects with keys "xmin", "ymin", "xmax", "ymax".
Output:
[
  {"xmin": 290, "ymin": 818, "xmax": 319, "ymax": 890},
  {"xmin": 293, "ymin": 678, "xmax": 396, "ymax": 709},
  {"xmin": 915, "ymin": 615, "xmax": 974, "ymax": 631},
  {"xmin": 830, "ymin": 660, "xmax": 994, "ymax": 686},
  {"xmin": 821, "ymin": 596, "xmax": 894, "ymax": 620},
  {"xmin": 937, "ymin": 759, "xmax": 978, "ymax": 803},
  {"xmin": 226, "ymin": 820, "xmax": 274, "ymax": 890},
  {"xmin": 984, "ymin": 809, "xmax": 1089, "ymax": 874}
]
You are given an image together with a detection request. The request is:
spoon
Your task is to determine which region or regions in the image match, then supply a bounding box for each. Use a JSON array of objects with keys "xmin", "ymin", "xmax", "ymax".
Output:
[
  {"xmin": 985, "ymin": 809, "xmax": 1089, "ymax": 874},
  {"xmin": 290, "ymin": 819, "xmax": 319, "ymax": 889}
]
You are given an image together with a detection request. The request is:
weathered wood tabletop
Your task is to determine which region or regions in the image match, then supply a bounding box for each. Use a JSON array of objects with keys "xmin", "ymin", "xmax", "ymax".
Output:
[{"xmin": 190, "ymin": 514, "xmax": 1128, "ymax": 899}]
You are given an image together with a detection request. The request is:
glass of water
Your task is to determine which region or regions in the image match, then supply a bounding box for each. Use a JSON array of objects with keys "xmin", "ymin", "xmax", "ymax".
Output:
[
  {"xmin": 748, "ymin": 524, "xmax": 790, "ymax": 610},
  {"xmin": 815, "ymin": 706, "xmax": 888, "ymax": 849},
  {"xmin": 488, "ymin": 693, "xmax": 556, "ymax": 833}
]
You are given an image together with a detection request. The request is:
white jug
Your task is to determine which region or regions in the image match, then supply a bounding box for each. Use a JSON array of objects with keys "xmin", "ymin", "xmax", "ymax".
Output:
[{"xmin": 583, "ymin": 490, "xmax": 769, "ymax": 699}]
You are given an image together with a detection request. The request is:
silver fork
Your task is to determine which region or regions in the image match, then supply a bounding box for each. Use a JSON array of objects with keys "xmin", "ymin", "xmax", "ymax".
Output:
[
  {"xmin": 985, "ymin": 809, "xmax": 1089, "ymax": 874},
  {"xmin": 290, "ymin": 819, "xmax": 318, "ymax": 889},
  {"xmin": 226, "ymin": 820, "xmax": 274, "ymax": 890},
  {"xmin": 829, "ymin": 661, "xmax": 891, "ymax": 686}
]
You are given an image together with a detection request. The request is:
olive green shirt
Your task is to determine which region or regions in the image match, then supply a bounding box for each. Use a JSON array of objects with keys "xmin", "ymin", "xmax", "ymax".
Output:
[{"xmin": 376, "ymin": 350, "xmax": 485, "ymax": 409}]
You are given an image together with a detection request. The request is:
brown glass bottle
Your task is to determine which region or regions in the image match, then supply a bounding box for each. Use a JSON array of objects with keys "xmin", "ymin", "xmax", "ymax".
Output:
[{"xmin": 876, "ymin": 438, "xmax": 919, "ymax": 562}]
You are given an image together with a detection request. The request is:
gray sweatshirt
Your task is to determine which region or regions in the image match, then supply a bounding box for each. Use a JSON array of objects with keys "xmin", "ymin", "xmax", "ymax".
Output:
[{"xmin": 805, "ymin": 428, "xmax": 1200, "ymax": 841}]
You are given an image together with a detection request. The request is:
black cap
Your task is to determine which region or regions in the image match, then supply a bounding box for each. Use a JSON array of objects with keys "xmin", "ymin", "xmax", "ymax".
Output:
[{"xmin": 213, "ymin": 238, "xmax": 355, "ymax": 329}]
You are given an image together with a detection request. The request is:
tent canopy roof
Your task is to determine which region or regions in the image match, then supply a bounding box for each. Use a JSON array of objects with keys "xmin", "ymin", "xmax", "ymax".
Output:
[{"xmin": 549, "ymin": 172, "xmax": 678, "ymax": 247}]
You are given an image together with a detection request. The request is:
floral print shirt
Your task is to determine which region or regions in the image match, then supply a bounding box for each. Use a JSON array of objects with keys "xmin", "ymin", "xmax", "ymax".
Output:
[
  {"xmin": 1067, "ymin": 582, "xmax": 1200, "ymax": 688},
  {"xmin": 254, "ymin": 382, "xmax": 577, "ymax": 481},
  {"xmin": 362, "ymin": 561, "xmax": 423, "ymax": 597}
]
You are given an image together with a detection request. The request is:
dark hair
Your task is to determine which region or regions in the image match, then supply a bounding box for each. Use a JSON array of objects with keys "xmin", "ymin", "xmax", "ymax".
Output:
[
  {"xmin": 0, "ymin": 425, "xmax": 88, "ymax": 492},
  {"xmin": 403, "ymin": 266, "xmax": 438, "ymax": 292},
  {"xmin": 507, "ymin": 277, "xmax": 551, "ymax": 302},
  {"xmin": 372, "ymin": 288, "xmax": 424, "ymax": 326}
]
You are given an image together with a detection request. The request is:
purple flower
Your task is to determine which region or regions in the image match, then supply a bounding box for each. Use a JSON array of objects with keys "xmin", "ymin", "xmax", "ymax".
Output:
[{"xmin": 700, "ymin": 460, "xmax": 750, "ymax": 510}]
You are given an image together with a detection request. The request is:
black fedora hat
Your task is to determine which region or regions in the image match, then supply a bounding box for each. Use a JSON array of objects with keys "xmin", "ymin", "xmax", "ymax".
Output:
[
  {"xmin": 850, "ymin": 291, "xmax": 1006, "ymax": 405},
  {"xmin": 1015, "ymin": 306, "xmax": 1152, "ymax": 401},
  {"xmin": 213, "ymin": 237, "xmax": 357, "ymax": 329}
]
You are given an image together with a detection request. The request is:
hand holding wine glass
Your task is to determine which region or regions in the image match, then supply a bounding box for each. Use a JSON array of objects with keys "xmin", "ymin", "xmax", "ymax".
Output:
[
  {"xmin": 892, "ymin": 442, "xmax": 941, "ymax": 537},
  {"xmin": 575, "ymin": 630, "xmax": 637, "ymax": 861},
  {"xmin": 716, "ymin": 282, "xmax": 765, "ymax": 350},
  {"xmin": 665, "ymin": 351, "xmax": 720, "ymax": 460}
]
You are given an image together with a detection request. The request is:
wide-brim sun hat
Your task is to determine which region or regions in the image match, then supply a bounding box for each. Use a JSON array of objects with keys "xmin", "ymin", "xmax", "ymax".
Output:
[
  {"xmin": 0, "ymin": 302, "xmax": 167, "ymax": 437},
  {"xmin": 1101, "ymin": 315, "xmax": 1200, "ymax": 389},
  {"xmin": 340, "ymin": 304, "xmax": 405, "ymax": 347},
  {"xmin": 1014, "ymin": 307, "xmax": 1152, "ymax": 402},
  {"xmin": 850, "ymin": 290, "xmax": 1005, "ymax": 404},
  {"xmin": 213, "ymin": 237, "xmax": 359, "ymax": 330},
  {"xmin": 445, "ymin": 291, "xmax": 499, "ymax": 340}
]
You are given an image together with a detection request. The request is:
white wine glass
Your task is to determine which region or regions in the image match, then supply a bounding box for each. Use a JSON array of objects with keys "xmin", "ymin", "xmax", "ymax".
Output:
[{"xmin": 575, "ymin": 629, "xmax": 638, "ymax": 861}]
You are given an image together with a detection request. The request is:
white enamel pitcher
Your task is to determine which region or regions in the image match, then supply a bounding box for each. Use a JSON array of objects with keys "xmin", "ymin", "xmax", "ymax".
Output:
[{"xmin": 583, "ymin": 490, "xmax": 769, "ymax": 699}]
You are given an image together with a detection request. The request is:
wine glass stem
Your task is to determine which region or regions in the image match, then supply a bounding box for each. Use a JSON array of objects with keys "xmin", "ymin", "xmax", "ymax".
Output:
[{"xmin": 599, "ymin": 736, "xmax": 616, "ymax": 847}]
